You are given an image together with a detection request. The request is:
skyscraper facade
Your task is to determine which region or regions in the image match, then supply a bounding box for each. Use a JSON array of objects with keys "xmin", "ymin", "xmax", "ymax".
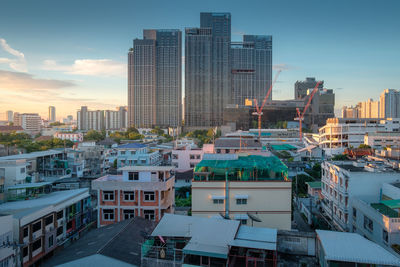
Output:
[
  {"xmin": 48, "ymin": 106, "xmax": 56, "ymax": 122},
  {"xmin": 6, "ymin": 110, "xmax": 13, "ymax": 122},
  {"xmin": 231, "ymin": 35, "xmax": 272, "ymax": 106},
  {"xmin": 128, "ymin": 29, "xmax": 182, "ymax": 128},
  {"xmin": 294, "ymin": 77, "xmax": 324, "ymax": 100},
  {"xmin": 380, "ymin": 89, "xmax": 400, "ymax": 119}
]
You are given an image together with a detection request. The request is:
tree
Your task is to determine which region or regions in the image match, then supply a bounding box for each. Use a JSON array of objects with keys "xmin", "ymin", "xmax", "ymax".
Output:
[
  {"xmin": 332, "ymin": 154, "xmax": 347, "ymax": 161},
  {"xmin": 151, "ymin": 127, "xmax": 164, "ymax": 136},
  {"xmin": 49, "ymin": 122, "xmax": 65, "ymax": 127},
  {"xmin": 84, "ymin": 130, "xmax": 105, "ymax": 142},
  {"xmin": 358, "ymin": 144, "xmax": 371, "ymax": 149}
]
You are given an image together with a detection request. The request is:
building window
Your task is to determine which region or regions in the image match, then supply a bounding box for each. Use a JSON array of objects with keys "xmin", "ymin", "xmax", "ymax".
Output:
[
  {"xmin": 196, "ymin": 155, "xmax": 201, "ymax": 159},
  {"xmin": 353, "ymin": 208, "xmax": 357, "ymax": 219},
  {"xmin": 32, "ymin": 239, "xmax": 42, "ymax": 252},
  {"xmin": 48, "ymin": 236, "xmax": 53, "ymax": 247},
  {"xmin": 20, "ymin": 168, "xmax": 25, "ymax": 174},
  {"xmin": 124, "ymin": 191, "xmax": 135, "ymax": 201},
  {"xmin": 23, "ymin": 247, "xmax": 28, "ymax": 257},
  {"xmin": 103, "ymin": 191, "xmax": 114, "ymax": 201},
  {"xmin": 57, "ymin": 210, "xmax": 63, "ymax": 220},
  {"xmin": 190, "ymin": 154, "xmax": 195, "ymax": 160},
  {"xmin": 121, "ymin": 151, "xmax": 126, "ymax": 155},
  {"xmin": 56, "ymin": 226, "xmax": 63, "ymax": 236},
  {"xmin": 383, "ymin": 230, "xmax": 388, "ymax": 243},
  {"xmin": 172, "ymin": 154, "xmax": 178, "ymax": 159},
  {"xmin": 32, "ymin": 221, "xmax": 41, "ymax": 233},
  {"xmin": 213, "ymin": 199, "xmax": 224, "ymax": 204},
  {"xmin": 103, "ymin": 209, "xmax": 114, "ymax": 221},
  {"xmin": 23, "ymin": 227, "xmax": 28, "ymax": 238},
  {"xmin": 144, "ymin": 210, "xmax": 155, "ymax": 220},
  {"xmin": 190, "ymin": 163, "xmax": 195, "ymax": 168},
  {"xmin": 240, "ymin": 219, "xmax": 247, "ymax": 225},
  {"xmin": 363, "ymin": 216, "xmax": 373, "ymax": 232},
  {"xmin": 236, "ymin": 199, "xmax": 247, "ymax": 205},
  {"xmin": 45, "ymin": 215, "xmax": 53, "ymax": 226},
  {"xmin": 128, "ymin": 172, "xmax": 139, "ymax": 181},
  {"xmin": 124, "ymin": 210, "xmax": 135, "ymax": 220},
  {"xmin": 144, "ymin": 191, "xmax": 155, "ymax": 201}
]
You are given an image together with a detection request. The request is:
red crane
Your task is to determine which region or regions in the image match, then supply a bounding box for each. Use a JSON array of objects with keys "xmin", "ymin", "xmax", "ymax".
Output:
[
  {"xmin": 252, "ymin": 70, "xmax": 282, "ymax": 141},
  {"xmin": 295, "ymin": 81, "xmax": 322, "ymax": 142}
]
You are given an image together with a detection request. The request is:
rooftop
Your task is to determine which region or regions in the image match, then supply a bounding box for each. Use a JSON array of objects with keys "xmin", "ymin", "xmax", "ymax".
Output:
[
  {"xmin": 214, "ymin": 138, "xmax": 262, "ymax": 149},
  {"xmin": 306, "ymin": 181, "xmax": 322, "ymax": 189},
  {"xmin": 229, "ymin": 225, "xmax": 277, "ymax": 251},
  {"xmin": 7, "ymin": 182, "xmax": 52, "ymax": 190},
  {"xmin": 117, "ymin": 143, "xmax": 147, "ymax": 149},
  {"xmin": 316, "ymin": 230, "xmax": 400, "ymax": 266},
  {"xmin": 371, "ymin": 203, "xmax": 398, "ymax": 218},
  {"xmin": 151, "ymin": 214, "xmax": 240, "ymax": 259},
  {"xmin": 0, "ymin": 149, "xmax": 65, "ymax": 161},
  {"xmin": 119, "ymin": 166, "xmax": 174, "ymax": 172}
]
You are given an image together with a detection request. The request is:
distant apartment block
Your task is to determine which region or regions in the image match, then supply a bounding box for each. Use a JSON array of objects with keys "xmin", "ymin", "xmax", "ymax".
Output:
[
  {"xmin": 0, "ymin": 188, "xmax": 92, "ymax": 267},
  {"xmin": 48, "ymin": 106, "xmax": 56, "ymax": 122},
  {"xmin": 77, "ymin": 107, "xmax": 104, "ymax": 131},
  {"xmin": 128, "ymin": 29, "xmax": 182, "ymax": 128},
  {"xmin": 105, "ymin": 106, "xmax": 127, "ymax": 130},
  {"xmin": 192, "ymin": 154, "xmax": 292, "ymax": 230},
  {"xmin": 6, "ymin": 110, "xmax": 13, "ymax": 122},
  {"xmin": 54, "ymin": 132, "xmax": 83, "ymax": 142},
  {"xmin": 92, "ymin": 166, "xmax": 175, "ymax": 227},
  {"xmin": 380, "ymin": 89, "xmax": 400, "ymax": 119},
  {"xmin": 320, "ymin": 160, "xmax": 400, "ymax": 232},
  {"xmin": 13, "ymin": 113, "xmax": 41, "ymax": 135}
]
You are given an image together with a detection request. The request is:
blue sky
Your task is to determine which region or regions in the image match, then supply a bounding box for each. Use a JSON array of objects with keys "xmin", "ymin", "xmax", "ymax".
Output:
[{"xmin": 0, "ymin": 0, "xmax": 399, "ymax": 119}]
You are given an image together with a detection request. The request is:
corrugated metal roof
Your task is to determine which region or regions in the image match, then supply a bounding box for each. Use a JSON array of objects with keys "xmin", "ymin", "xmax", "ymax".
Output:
[
  {"xmin": 229, "ymin": 225, "xmax": 277, "ymax": 251},
  {"xmin": 316, "ymin": 230, "xmax": 400, "ymax": 265},
  {"xmin": 117, "ymin": 143, "xmax": 147, "ymax": 149}
]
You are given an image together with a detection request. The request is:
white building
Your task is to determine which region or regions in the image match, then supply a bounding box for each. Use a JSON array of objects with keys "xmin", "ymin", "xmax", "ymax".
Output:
[
  {"xmin": 0, "ymin": 159, "xmax": 28, "ymax": 188},
  {"xmin": 48, "ymin": 106, "xmax": 56, "ymax": 122},
  {"xmin": 364, "ymin": 132, "xmax": 400, "ymax": 149},
  {"xmin": 320, "ymin": 160, "xmax": 400, "ymax": 231},
  {"xmin": 318, "ymin": 118, "xmax": 400, "ymax": 156},
  {"xmin": 0, "ymin": 215, "xmax": 15, "ymax": 267},
  {"xmin": 54, "ymin": 132, "xmax": 83, "ymax": 142},
  {"xmin": 6, "ymin": 111, "xmax": 13, "ymax": 123},
  {"xmin": 13, "ymin": 113, "xmax": 41, "ymax": 135},
  {"xmin": 171, "ymin": 146, "xmax": 205, "ymax": 170},
  {"xmin": 380, "ymin": 89, "xmax": 400, "ymax": 119},
  {"xmin": 351, "ymin": 182, "xmax": 400, "ymax": 256}
]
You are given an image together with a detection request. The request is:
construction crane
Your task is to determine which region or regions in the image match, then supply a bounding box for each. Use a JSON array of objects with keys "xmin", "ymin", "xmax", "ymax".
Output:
[
  {"xmin": 294, "ymin": 81, "xmax": 322, "ymax": 142},
  {"xmin": 252, "ymin": 70, "xmax": 282, "ymax": 141}
]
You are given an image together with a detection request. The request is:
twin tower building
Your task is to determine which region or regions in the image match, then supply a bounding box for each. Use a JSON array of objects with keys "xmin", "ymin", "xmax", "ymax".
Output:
[{"xmin": 128, "ymin": 12, "xmax": 272, "ymax": 129}]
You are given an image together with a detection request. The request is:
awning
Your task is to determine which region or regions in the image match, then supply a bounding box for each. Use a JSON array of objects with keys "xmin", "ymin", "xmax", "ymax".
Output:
[
  {"xmin": 234, "ymin": 194, "xmax": 249, "ymax": 199},
  {"xmin": 234, "ymin": 214, "xmax": 249, "ymax": 220},
  {"xmin": 211, "ymin": 195, "xmax": 225, "ymax": 200}
]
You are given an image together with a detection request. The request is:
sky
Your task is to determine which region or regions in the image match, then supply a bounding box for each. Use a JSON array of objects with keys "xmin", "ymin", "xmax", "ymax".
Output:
[{"xmin": 0, "ymin": 0, "xmax": 399, "ymax": 120}]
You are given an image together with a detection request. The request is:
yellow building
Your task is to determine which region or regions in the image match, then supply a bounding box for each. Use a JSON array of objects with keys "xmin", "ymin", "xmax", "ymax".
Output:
[{"xmin": 192, "ymin": 154, "xmax": 292, "ymax": 230}]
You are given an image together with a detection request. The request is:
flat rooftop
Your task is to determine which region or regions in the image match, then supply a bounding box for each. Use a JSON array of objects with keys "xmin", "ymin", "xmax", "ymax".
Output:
[
  {"xmin": 119, "ymin": 166, "xmax": 174, "ymax": 172},
  {"xmin": 371, "ymin": 203, "xmax": 398, "ymax": 218},
  {"xmin": 0, "ymin": 149, "xmax": 65, "ymax": 161}
]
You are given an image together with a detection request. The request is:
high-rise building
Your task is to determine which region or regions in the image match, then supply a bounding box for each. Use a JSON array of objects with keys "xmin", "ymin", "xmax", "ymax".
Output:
[
  {"xmin": 105, "ymin": 107, "xmax": 127, "ymax": 130},
  {"xmin": 185, "ymin": 13, "xmax": 231, "ymax": 127},
  {"xmin": 77, "ymin": 106, "xmax": 104, "ymax": 131},
  {"xmin": 48, "ymin": 106, "xmax": 56, "ymax": 122},
  {"xmin": 128, "ymin": 29, "xmax": 182, "ymax": 128},
  {"xmin": 13, "ymin": 113, "xmax": 41, "ymax": 135},
  {"xmin": 380, "ymin": 89, "xmax": 400, "ymax": 119},
  {"xmin": 360, "ymin": 98, "xmax": 380, "ymax": 118},
  {"xmin": 231, "ymin": 35, "xmax": 272, "ymax": 105},
  {"xmin": 6, "ymin": 110, "xmax": 13, "ymax": 122},
  {"xmin": 294, "ymin": 77, "xmax": 324, "ymax": 100}
]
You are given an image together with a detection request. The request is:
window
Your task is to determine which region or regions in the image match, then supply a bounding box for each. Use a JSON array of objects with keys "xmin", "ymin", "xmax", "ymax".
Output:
[
  {"xmin": 128, "ymin": 172, "xmax": 139, "ymax": 181},
  {"xmin": 240, "ymin": 219, "xmax": 247, "ymax": 225},
  {"xmin": 124, "ymin": 191, "xmax": 135, "ymax": 201},
  {"xmin": 353, "ymin": 208, "xmax": 357, "ymax": 219},
  {"xmin": 363, "ymin": 216, "xmax": 373, "ymax": 232},
  {"xmin": 32, "ymin": 239, "xmax": 41, "ymax": 251},
  {"xmin": 56, "ymin": 227, "xmax": 63, "ymax": 236},
  {"xmin": 190, "ymin": 163, "xmax": 195, "ymax": 168},
  {"xmin": 124, "ymin": 210, "xmax": 135, "ymax": 220},
  {"xmin": 190, "ymin": 154, "xmax": 195, "ymax": 160},
  {"xmin": 20, "ymin": 168, "xmax": 25, "ymax": 174},
  {"xmin": 103, "ymin": 191, "xmax": 114, "ymax": 201},
  {"xmin": 196, "ymin": 155, "xmax": 201, "ymax": 159},
  {"xmin": 236, "ymin": 199, "xmax": 247, "ymax": 205},
  {"xmin": 48, "ymin": 236, "xmax": 53, "ymax": 247},
  {"xmin": 383, "ymin": 230, "xmax": 388, "ymax": 243},
  {"xmin": 213, "ymin": 199, "xmax": 224, "ymax": 204},
  {"xmin": 23, "ymin": 247, "xmax": 28, "ymax": 257},
  {"xmin": 23, "ymin": 227, "xmax": 28, "ymax": 238},
  {"xmin": 57, "ymin": 210, "xmax": 63, "ymax": 220},
  {"xmin": 144, "ymin": 210, "xmax": 155, "ymax": 220},
  {"xmin": 103, "ymin": 209, "xmax": 114, "ymax": 221},
  {"xmin": 45, "ymin": 215, "xmax": 53, "ymax": 226},
  {"xmin": 172, "ymin": 154, "xmax": 178, "ymax": 159},
  {"xmin": 121, "ymin": 151, "xmax": 126, "ymax": 155},
  {"xmin": 216, "ymin": 149, "xmax": 221, "ymax": 153},
  {"xmin": 144, "ymin": 191, "xmax": 155, "ymax": 201},
  {"xmin": 32, "ymin": 221, "xmax": 41, "ymax": 232}
]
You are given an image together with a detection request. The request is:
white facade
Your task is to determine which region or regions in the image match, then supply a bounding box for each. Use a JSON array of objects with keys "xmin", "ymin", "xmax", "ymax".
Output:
[
  {"xmin": 0, "ymin": 160, "xmax": 28, "ymax": 188},
  {"xmin": 0, "ymin": 215, "xmax": 15, "ymax": 267},
  {"xmin": 364, "ymin": 132, "xmax": 400, "ymax": 149},
  {"xmin": 54, "ymin": 132, "xmax": 83, "ymax": 142},
  {"xmin": 171, "ymin": 146, "xmax": 204, "ymax": 170},
  {"xmin": 321, "ymin": 160, "xmax": 400, "ymax": 231},
  {"xmin": 380, "ymin": 89, "xmax": 400, "ymax": 119},
  {"xmin": 13, "ymin": 113, "xmax": 41, "ymax": 135}
]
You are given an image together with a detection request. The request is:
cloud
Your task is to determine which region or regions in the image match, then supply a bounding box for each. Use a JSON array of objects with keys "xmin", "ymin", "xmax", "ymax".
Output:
[
  {"xmin": 43, "ymin": 59, "xmax": 125, "ymax": 77},
  {"xmin": 0, "ymin": 38, "xmax": 27, "ymax": 72},
  {"xmin": 0, "ymin": 70, "xmax": 75, "ymax": 90}
]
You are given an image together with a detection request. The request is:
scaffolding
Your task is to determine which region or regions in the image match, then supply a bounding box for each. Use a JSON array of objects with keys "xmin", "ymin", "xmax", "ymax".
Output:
[{"xmin": 194, "ymin": 155, "xmax": 289, "ymax": 182}]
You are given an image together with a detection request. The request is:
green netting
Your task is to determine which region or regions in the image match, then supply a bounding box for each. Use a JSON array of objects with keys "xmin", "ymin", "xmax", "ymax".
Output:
[
  {"xmin": 194, "ymin": 155, "xmax": 289, "ymax": 181},
  {"xmin": 270, "ymin": 144, "xmax": 297, "ymax": 151},
  {"xmin": 371, "ymin": 203, "xmax": 398, "ymax": 218}
]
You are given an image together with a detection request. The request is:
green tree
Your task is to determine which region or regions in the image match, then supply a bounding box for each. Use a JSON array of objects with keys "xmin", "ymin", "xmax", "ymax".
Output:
[
  {"xmin": 151, "ymin": 127, "xmax": 164, "ymax": 136},
  {"xmin": 358, "ymin": 144, "xmax": 371, "ymax": 149},
  {"xmin": 332, "ymin": 154, "xmax": 347, "ymax": 161},
  {"xmin": 84, "ymin": 130, "xmax": 105, "ymax": 142},
  {"xmin": 49, "ymin": 122, "xmax": 65, "ymax": 126}
]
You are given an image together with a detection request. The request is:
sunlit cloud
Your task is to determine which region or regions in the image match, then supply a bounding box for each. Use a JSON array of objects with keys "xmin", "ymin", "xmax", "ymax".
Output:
[
  {"xmin": 0, "ymin": 38, "xmax": 27, "ymax": 72},
  {"xmin": 0, "ymin": 70, "xmax": 75, "ymax": 91},
  {"xmin": 43, "ymin": 59, "xmax": 126, "ymax": 77}
]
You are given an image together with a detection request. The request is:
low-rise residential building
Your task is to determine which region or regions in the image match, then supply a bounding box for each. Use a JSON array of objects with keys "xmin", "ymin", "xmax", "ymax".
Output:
[
  {"xmin": 192, "ymin": 153, "xmax": 292, "ymax": 230},
  {"xmin": 0, "ymin": 188, "xmax": 93, "ymax": 267},
  {"xmin": 320, "ymin": 160, "xmax": 400, "ymax": 231},
  {"xmin": 76, "ymin": 142, "xmax": 105, "ymax": 177},
  {"xmin": 306, "ymin": 181, "xmax": 322, "ymax": 199},
  {"xmin": 54, "ymin": 132, "xmax": 83, "ymax": 142},
  {"xmin": 0, "ymin": 215, "xmax": 15, "ymax": 267},
  {"xmin": 214, "ymin": 137, "xmax": 263, "ymax": 154},
  {"xmin": 364, "ymin": 131, "xmax": 400, "ymax": 149},
  {"xmin": 0, "ymin": 159, "xmax": 28, "ymax": 188},
  {"xmin": 171, "ymin": 146, "xmax": 204, "ymax": 170},
  {"xmin": 92, "ymin": 166, "xmax": 175, "ymax": 227},
  {"xmin": 115, "ymin": 143, "xmax": 161, "ymax": 169}
]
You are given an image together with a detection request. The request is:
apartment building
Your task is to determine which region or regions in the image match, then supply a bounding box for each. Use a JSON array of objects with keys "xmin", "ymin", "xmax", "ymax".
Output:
[
  {"xmin": 318, "ymin": 118, "xmax": 400, "ymax": 156},
  {"xmin": 13, "ymin": 113, "xmax": 41, "ymax": 135},
  {"xmin": 0, "ymin": 188, "xmax": 92, "ymax": 267},
  {"xmin": 92, "ymin": 166, "xmax": 175, "ymax": 227},
  {"xmin": 351, "ymin": 182, "xmax": 400, "ymax": 256},
  {"xmin": 114, "ymin": 143, "xmax": 161, "ymax": 168},
  {"xmin": 364, "ymin": 132, "xmax": 400, "ymax": 149},
  {"xmin": 171, "ymin": 146, "xmax": 207, "ymax": 170},
  {"xmin": 320, "ymin": 160, "xmax": 400, "ymax": 231},
  {"xmin": 192, "ymin": 154, "xmax": 292, "ymax": 230},
  {"xmin": 53, "ymin": 132, "xmax": 83, "ymax": 142},
  {"xmin": 76, "ymin": 142, "xmax": 105, "ymax": 177},
  {"xmin": 0, "ymin": 215, "xmax": 14, "ymax": 267},
  {"xmin": 0, "ymin": 159, "xmax": 28, "ymax": 188}
]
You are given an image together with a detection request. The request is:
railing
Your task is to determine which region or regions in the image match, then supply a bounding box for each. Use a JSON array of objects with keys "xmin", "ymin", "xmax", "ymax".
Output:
[{"xmin": 141, "ymin": 243, "xmax": 184, "ymax": 263}]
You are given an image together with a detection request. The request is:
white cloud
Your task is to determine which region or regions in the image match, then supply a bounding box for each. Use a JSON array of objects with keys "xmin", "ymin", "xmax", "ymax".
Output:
[
  {"xmin": 43, "ymin": 59, "xmax": 125, "ymax": 77},
  {"xmin": 0, "ymin": 38, "xmax": 27, "ymax": 72}
]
